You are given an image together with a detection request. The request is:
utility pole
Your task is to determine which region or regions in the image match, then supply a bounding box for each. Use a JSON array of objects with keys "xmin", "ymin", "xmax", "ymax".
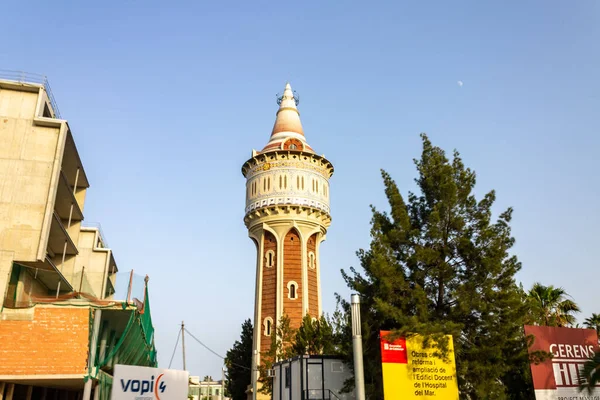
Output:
[
  {"xmin": 181, "ymin": 321, "xmax": 187, "ymax": 371},
  {"xmin": 351, "ymin": 294, "xmax": 366, "ymax": 400}
]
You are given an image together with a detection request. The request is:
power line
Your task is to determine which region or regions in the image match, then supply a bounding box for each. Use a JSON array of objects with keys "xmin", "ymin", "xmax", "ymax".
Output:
[
  {"xmin": 184, "ymin": 328, "xmax": 251, "ymax": 371},
  {"xmin": 168, "ymin": 329, "xmax": 181, "ymax": 369}
]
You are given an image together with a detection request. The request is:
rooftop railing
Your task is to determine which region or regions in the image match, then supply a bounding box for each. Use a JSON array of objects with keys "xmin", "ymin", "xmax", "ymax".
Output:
[
  {"xmin": 0, "ymin": 69, "xmax": 61, "ymax": 118},
  {"xmin": 81, "ymin": 221, "xmax": 109, "ymax": 248}
]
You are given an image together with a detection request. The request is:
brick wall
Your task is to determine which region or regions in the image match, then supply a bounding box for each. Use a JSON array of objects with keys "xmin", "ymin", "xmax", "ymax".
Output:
[
  {"xmin": 0, "ymin": 306, "xmax": 90, "ymax": 375},
  {"xmin": 307, "ymin": 234, "xmax": 319, "ymax": 316},
  {"xmin": 260, "ymin": 232, "xmax": 277, "ymax": 355},
  {"xmin": 283, "ymin": 229, "xmax": 302, "ymax": 329}
]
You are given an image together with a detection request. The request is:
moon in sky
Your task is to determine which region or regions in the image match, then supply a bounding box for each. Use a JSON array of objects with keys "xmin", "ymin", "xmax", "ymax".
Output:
[{"xmin": 457, "ymin": 81, "xmax": 464, "ymax": 87}]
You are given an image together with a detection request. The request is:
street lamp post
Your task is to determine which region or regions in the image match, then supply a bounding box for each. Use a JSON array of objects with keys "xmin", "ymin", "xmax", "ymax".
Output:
[
  {"xmin": 351, "ymin": 294, "xmax": 366, "ymax": 400},
  {"xmin": 252, "ymin": 349, "xmax": 258, "ymax": 400}
]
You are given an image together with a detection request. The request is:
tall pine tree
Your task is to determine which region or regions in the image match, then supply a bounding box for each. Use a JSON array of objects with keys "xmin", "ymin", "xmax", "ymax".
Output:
[
  {"xmin": 224, "ymin": 319, "xmax": 253, "ymax": 400},
  {"xmin": 341, "ymin": 134, "xmax": 532, "ymax": 399}
]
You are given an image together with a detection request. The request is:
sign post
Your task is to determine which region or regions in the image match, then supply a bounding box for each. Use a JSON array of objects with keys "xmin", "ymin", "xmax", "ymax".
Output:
[{"xmin": 111, "ymin": 365, "xmax": 189, "ymax": 400}]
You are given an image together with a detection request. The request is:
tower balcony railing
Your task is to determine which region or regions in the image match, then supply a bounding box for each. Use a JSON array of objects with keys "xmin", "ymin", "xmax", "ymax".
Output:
[{"xmin": 0, "ymin": 69, "xmax": 61, "ymax": 118}]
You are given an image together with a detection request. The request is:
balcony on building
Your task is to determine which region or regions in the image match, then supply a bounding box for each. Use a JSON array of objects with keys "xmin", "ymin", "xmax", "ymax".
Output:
[{"xmin": 60, "ymin": 131, "xmax": 89, "ymax": 213}]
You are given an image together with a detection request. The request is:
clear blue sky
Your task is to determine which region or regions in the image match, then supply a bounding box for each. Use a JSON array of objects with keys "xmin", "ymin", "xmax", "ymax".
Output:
[{"xmin": 2, "ymin": 1, "xmax": 598, "ymax": 378}]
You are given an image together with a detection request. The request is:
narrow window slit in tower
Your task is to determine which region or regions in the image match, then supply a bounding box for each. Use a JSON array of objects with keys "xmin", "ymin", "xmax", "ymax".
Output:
[{"xmin": 288, "ymin": 282, "xmax": 298, "ymax": 300}]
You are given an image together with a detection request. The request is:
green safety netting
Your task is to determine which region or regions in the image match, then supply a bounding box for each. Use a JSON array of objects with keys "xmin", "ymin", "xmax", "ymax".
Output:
[
  {"xmin": 97, "ymin": 370, "xmax": 112, "ymax": 400},
  {"xmin": 87, "ymin": 284, "xmax": 157, "ymax": 396}
]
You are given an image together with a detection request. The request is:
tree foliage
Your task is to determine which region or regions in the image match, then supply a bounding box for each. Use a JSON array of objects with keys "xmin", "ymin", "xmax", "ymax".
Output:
[
  {"xmin": 258, "ymin": 315, "xmax": 296, "ymax": 395},
  {"xmin": 340, "ymin": 134, "xmax": 533, "ymax": 399},
  {"xmin": 527, "ymin": 283, "xmax": 580, "ymax": 327},
  {"xmin": 584, "ymin": 313, "xmax": 600, "ymax": 336},
  {"xmin": 580, "ymin": 349, "xmax": 600, "ymax": 394},
  {"xmin": 293, "ymin": 315, "xmax": 338, "ymax": 355},
  {"xmin": 258, "ymin": 313, "xmax": 342, "ymax": 395},
  {"xmin": 224, "ymin": 319, "xmax": 253, "ymax": 400}
]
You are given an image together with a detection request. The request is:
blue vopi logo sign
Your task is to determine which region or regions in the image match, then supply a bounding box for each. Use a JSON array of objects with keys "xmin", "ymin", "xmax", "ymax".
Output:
[{"xmin": 120, "ymin": 373, "xmax": 166, "ymax": 399}]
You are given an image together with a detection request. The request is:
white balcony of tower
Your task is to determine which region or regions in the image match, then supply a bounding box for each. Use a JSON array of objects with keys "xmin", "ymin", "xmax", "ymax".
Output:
[{"xmin": 241, "ymin": 83, "xmax": 334, "ymax": 220}]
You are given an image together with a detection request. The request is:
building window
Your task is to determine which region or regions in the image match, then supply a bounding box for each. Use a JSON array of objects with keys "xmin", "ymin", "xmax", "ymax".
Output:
[
  {"xmin": 308, "ymin": 252, "xmax": 315, "ymax": 269},
  {"xmin": 285, "ymin": 366, "xmax": 291, "ymax": 388},
  {"xmin": 284, "ymin": 175, "xmax": 288, "ymax": 189},
  {"xmin": 279, "ymin": 175, "xmax": 282, "ymax": 189},
  {"xmin": 265, "ymin": 250, "xmax": 275, "ymax": 268},
  {"xmin": 301, "ymin": 176, "xmax": 305, "ymax": 190},
  {"xmin": 287, "ymin": 281, "xmax": 298, "ymax": 300},
  {"xmin": 264, "ymin": 317, "xmax": 273, "ymax": 336},
  {"xmin": 297, "ymin": 175, "xmax": 300, "ymax": 189}
]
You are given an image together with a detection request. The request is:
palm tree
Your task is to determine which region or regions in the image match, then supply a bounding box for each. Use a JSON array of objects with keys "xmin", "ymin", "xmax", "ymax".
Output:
[
  {"xmin": 584, "ymin": 313, "xmax": 600, "ymax": 336},
  {"xmin": 579, "ymin": 349, "xmax": 600, "ymax": 394},
  {"xmin": 527, "ymin": 283, "xmax": 580, "ymax": 327}
]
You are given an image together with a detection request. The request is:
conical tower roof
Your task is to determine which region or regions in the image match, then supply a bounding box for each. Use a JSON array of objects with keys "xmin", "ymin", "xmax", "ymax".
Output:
[{"xmin": 260, "ymin": 83, "xmax": 315, "ymax": 154}]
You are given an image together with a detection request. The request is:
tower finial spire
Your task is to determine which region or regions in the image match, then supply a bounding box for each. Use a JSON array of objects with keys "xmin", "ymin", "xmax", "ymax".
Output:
[{"xmin": 272, "ymin": 82, "xmax": 303, "ymax": 137}]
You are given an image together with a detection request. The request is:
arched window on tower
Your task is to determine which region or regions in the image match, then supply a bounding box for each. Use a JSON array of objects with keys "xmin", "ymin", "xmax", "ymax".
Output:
[
  {"xmin": 301, "ymin": 176, "xmax": 305, "ymax": 190},
  {"xmin": 265, "ymin": 250, "xmax": 275, "ymax": 268},
  {"xmin": 284, "ymin": 175, "xmax": 288, "ymax": 189},
  {"xmin": 287, "ymin": 281, "xmax": 298, "ymax": 300},
  {"xmin": 279, "ymin": 175, "xmax": 283, "ymax": 190},
  {"xmin": 263, "ymin": 317, "xmax": 273, "ymax": 336},
  {"xmin": 308, "ymin": 252, "xmax": 316, "ymax": 269}
]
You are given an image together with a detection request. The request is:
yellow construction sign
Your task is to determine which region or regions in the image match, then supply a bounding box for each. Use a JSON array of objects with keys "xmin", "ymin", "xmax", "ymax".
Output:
[{"xmin": 380, "ymin": 331, "xmax": 459, "ymax": 399}]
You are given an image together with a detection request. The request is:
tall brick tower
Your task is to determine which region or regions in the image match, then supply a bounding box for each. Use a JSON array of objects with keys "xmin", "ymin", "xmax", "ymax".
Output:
[{"xmin": 241, "ymin": 83, "xmax": 334, "ymax": 389}]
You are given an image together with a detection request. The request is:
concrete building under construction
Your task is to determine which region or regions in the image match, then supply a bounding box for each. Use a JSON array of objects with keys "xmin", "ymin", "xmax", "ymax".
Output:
[{"xmin": 0, "ymin": 71, "xmax": 156, "ymax": 399}]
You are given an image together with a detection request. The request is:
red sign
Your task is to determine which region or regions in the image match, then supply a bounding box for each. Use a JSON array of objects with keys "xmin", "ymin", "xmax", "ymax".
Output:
[
  {"xmin": 380, "ymin": 331, "xmax": 407, "ymax": 364},
  {"xmin": 524, "ymin": 325, "xmax": 599, "ymax": 398}
]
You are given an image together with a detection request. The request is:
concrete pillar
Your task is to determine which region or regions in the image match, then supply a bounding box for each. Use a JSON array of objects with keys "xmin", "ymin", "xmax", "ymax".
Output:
[
  {"xmin": 98, "ymin": 321, "xmax": 109, "ymax": 363},
  {"xmin": 106, "ymin": 330, "xmax": 116, "ymax": 368},
  {"xmin": 25, "ymin": 386, "xmax": 32, "ymax": 400},
  {"xmin": 4, "ymin": 384, "xmax": 14, "ymax": 400},
  {"xmin": 0, "ymin": 252, "xmax": 16, "ymax": 309},
  {"xmin": 0, "ymin": 382, "xmax": 5, "ymax": 400},
  {"xmin": 93, "ymin": 384, "xmax": 100, "ymax": 400},
  {"xmin": 83, "ymin": 309, "xmax": 102, "ymax": 400}
]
